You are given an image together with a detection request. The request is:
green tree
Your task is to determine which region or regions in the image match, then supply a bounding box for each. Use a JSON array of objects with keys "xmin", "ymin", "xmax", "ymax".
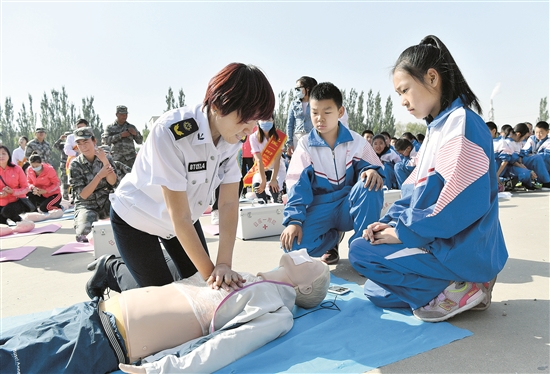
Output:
[
  {"xmin": 382, "ymin": 95, "xmax": 396, "ymax": 136},
  {"xmin": 16, "ymin": 94, "xmax": 38, "ymax": 141},
  {"xmin": 274, "ymin": 90, "xmax": 287, "ymax": 131},
  {"xmin": 371, "ymin": 92, "xmax": 383, "ymax": 134},
  {"xmin": 538, "ymin": 97, "xmax": 549, "ymax": 122},
  {"xmin": 0, "ymin": 97, "xmax": 16, "ymax": 151},
  {"xmin": 40, "ymin": 87, "xmax": 77, "ymax": 169},
  {"xmin": 81, "ymin": 96, "xmax": 103, "ymax": 143},
  {"xmin": 165, "ymin": 87, "xmax": 176, "ymax": 112},
  {"xmin": 177, "ymin": 89, "xmax": 186, "ymax": 108},
  {"xmin": 395, "ymin": 122, "xmax": 427, "ymax": 137},
  {"xmin": 142, "ymin": 122, "xmax": 150, "ymax": 142},
  {"xmin": 355, "ymin": 91, "xmax": 365, "ymax": 132},
  {"xmin": 365, "ymin": 89, "xmax": 374, "ymax": 130}
]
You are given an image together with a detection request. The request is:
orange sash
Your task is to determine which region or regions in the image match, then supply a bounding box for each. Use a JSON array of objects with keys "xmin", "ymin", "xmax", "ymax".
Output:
[
  {"xmin": 65, "ymin": 146, "xmax": 79, "ymax": 175},
  {"xmin": 243, "ymin": 131, "xmax": 287, "ymax": 187}
]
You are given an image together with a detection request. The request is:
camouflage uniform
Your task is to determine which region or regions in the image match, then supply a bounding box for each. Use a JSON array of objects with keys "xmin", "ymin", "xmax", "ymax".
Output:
[
  {"xmin": 53, "ymin": 133, "xmax": 71, "ymax": 200},
  {"xmin": 102, "ymin": 121, "xmax": 143, "ymax": 168},
  {"xmin": 98, "ymin": 145, "xmax": 131, "ymax": 181},
  {"xmin": 25, "ymin": 138, "xmax": 52, "ymax": 165},
  {"xmin": 69, "ymin": 152, "xmax": 118, "ymax": 237}
]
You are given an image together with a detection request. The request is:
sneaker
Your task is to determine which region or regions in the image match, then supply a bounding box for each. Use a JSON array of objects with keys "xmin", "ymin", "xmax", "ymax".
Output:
[
  {"xmin": 413, "ymin": 282, "xmax": 484, "ymax": 322},
  {"xmin": 211, "ymin": 210, "xmax": 219, "ymax": 225},
  {"xmin": 76, "ymin": 234, "xmax": 89, "ymax": 243},
  {"xmin": 321, "ymin": 248, "xmax": 339, "ymax": 265},
  {"xmin": 85, "ymin": 254, "xmax": 115, "ymax": 299},
  {"xmin": 472, "ymin": 277, "xmax": 497, "ymax": 311}
]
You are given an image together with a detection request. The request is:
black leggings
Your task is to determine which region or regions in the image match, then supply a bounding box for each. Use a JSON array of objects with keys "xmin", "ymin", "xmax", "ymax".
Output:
[
  {"xmin": 0, "ymin": 199, "xmax": 28, "ymax": 224},
  {"xmin": 27, "ymin": 192, "xmax": 62, "ymax": 212}
]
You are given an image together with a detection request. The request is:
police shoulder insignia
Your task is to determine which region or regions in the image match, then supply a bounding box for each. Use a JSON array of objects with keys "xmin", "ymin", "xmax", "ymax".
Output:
[{"xmin": 169, "ymin": 118, "xmax": 199, "ymax": 140}]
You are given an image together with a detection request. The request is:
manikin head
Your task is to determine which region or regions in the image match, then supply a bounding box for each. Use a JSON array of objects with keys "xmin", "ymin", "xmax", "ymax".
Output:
[{"xmin": 260, "ymin": 249, "xmax": 330, "ymax": 309}]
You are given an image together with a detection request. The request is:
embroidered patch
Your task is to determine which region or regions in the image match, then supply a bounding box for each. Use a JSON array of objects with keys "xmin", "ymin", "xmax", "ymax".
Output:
[
  {"xmin": 188, "ymin": 161, "xmax": 207, "ymax": 172},
  {"xmin": 169, "ymin": 118, "xmax": 199, "ymax": 140}
]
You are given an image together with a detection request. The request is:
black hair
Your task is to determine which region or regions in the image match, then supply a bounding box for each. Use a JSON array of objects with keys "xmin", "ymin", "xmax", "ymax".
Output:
[
  {"xmin": 393, "ymin": 35, "xmax": 482, "ymax": 121},
  {"xmin": 535, "ymin": 121, "xmax": 549, "ymax": 131},
  {"xmin": 380, "ymin": 131, "xmax": 391, "ymax": 139},
  {"xmin": 309, "ymin": 82, "xmax": 343, "ymax": 108},
  {"xmin": 296, "ymin": 76, "xmax": 318, "ymax": 97},
  {"xmin": 372, "ymin": 134, "xmax": 390, "ymax": 157},
  {"xmin": 416, "ymin": 133, "xmax": 425, "ymax": 142},
  {"xmin": 513, "ymin": 123, "xmax": 530, "ymax": 138},
  {"xmin": 394, "ymin": 138, "xmax": 413, "ymax": 152},
  {"xmin": 501, "ymin": 124, "xmax": 513, "ymax": 138},
  {"xmin": 75, "ymin": 118, "xmax": 89, "ymax": 127},
  {"xmin": 19, "ymin": 136, "xmax": 29, "ymax": 143},
  {"xmin": 401, "ymin": 132, "xmax": 418, "ymax": 142},
  {"xmin": 0, "ymin": 145, "xmax": 15, "ymax": 167},
  {"xmin": 361, "ymin": 129, "xmax": 374, "ymax": 136},
  {"xmin": 485, "ymin": 121, "xmax": 498, "ymax": 132},
  {"xmin": 29, "ymin": 153, "xmax": 42, "ymax": 163}
]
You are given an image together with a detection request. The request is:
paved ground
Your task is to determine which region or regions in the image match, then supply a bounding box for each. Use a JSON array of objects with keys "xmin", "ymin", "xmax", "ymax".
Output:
[{"xmin": 1, "ymin": 191, "xmax": 549, "ymax": 373}]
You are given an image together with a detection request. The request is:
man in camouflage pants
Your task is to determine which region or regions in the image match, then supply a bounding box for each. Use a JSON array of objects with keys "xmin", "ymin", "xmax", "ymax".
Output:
[
  {"xmin": 25, "ymin": 127, "xmax": 52, "ymax": 165},
  {"xmin": 102, "ymin": 105, "xmax": 143, "ymax": 168},
  {"xmin": 69, "ymin": 127, "xmax": 118, "ymax": 242}
]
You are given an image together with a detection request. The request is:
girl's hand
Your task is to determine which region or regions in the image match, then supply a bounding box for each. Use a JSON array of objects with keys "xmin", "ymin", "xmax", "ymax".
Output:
[
  {"xmin": 363, "ymin": 225, "xmax": 402, "ymax": 245},
  {"xmin": 3, "ymin": 186, "xmax": 13, "ymax": 195},
  {"xmin": 268, "ymin": 179, "xmax": 279, "ymax": 193},
  {"xmin": 207, "ymin": 264, "xmax": 245, "ymax": 291},
  {"xmin": 360, "ymin": 169, "xmax": 384, "ymax": 191},
  {"xmin": 95, "ymin": 148, "xmax": 108, "ymax": 164},
  {"xmin": 97, "ymin": 164, "xmax": 115, "ymax": 179},
  {"xmin": 280, "ymin": 224, "xmax": 302, "ymax": 251},
  {"xmin": 256, "ymin": 179, "xmax": 267, "ymax": 194}
]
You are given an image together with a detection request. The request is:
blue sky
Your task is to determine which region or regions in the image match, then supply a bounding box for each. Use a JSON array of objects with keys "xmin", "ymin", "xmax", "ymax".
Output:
[{"xmin": 1, "ymin": 1, "xmax": 548, "ymax": 132}]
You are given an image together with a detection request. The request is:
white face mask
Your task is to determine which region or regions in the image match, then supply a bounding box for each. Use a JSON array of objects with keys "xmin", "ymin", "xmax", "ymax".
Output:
[
  {"xmin": 294, "ymin": 87, "xmax": 305, "ymax": 99},
  {"xmin": 32, "ymin": 165, "xmax": 43, "ymax": 172}
]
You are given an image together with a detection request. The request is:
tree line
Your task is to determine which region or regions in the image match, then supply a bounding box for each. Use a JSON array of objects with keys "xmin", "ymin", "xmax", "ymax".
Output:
[{"xmin": 0, "ymin": 87, "xmax": 103, "ymax": 170}]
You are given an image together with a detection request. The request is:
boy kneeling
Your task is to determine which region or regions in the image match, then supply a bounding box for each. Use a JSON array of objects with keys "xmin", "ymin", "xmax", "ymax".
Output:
[{"xmin": 280, "ymin": 82, "xmax": 384, "ymax": 264}]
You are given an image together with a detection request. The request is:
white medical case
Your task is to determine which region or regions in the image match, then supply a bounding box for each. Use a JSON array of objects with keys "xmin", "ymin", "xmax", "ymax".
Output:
[
  {"xmin": 91, "ymin": 220, "xmax": 121, "ymax": 258},
  {"xmin": 236, "ymin": 203, "xmax": 285, "ymax": 240}
]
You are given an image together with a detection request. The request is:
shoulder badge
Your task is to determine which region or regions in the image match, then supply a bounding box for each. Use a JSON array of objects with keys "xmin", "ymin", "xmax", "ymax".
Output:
[{"xmin": 169, "ymin": 118, "xmax": 199, "ymax": 140}]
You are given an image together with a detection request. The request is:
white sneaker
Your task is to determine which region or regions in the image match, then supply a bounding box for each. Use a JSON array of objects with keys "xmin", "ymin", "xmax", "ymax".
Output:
[{"xmin": 211, "ymin": 210, "xmax": 219, "ymax": 225}]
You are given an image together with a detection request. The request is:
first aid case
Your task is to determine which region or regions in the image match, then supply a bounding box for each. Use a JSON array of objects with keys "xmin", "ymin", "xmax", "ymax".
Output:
[
  {"xmin": 236, "ymin": 203, "xmax": 285, "ymax": 240},
  {"xmin": 91, "ymin": 220, "xmax": 120, "ymax": 258}
]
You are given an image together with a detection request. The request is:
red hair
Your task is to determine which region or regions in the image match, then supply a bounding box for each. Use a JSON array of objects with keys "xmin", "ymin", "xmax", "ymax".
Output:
[{"xmin": 202, "ymin": 63, "xmax": 275, "ymax": 123}]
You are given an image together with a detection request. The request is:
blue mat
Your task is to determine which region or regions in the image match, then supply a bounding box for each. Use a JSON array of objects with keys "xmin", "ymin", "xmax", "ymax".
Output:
[{"xmin": 2, "ymin": 276, "xmax": 471, "ymax": 373}]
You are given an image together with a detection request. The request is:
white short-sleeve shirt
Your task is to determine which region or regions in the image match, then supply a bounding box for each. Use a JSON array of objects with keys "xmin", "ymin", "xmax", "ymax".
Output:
[{"xmin": 111, "ymin": 105, "xmax": 242, "ymax": 239}]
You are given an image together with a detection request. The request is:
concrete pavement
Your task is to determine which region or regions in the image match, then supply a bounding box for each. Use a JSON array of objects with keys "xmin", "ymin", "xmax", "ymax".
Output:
[{"xmin": 1, "ymin": 191, "xmax": 548, "ymax": 373}]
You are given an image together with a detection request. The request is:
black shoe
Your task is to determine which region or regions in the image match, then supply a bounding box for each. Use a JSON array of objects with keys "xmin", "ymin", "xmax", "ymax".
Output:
[
  {"xmin": 76, "ymin": 235, "xmax": 89, "ymax": 243},
  {"xmin": 542, "ymin": 182, "xmax": 550, "ymax": 188},
  {"xmin": 85, "ymin": 254, "xmax": 115, "ymax": 299}
]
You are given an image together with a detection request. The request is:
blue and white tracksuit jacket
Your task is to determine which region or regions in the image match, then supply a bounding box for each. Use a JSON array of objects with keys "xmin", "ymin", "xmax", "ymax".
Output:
[
  {"xmin": 523, "ymin": 135, "xmax": 550, "ymax": 172},
  {"xmin": 283, "ymin": 124, "xmax": 384, "ymax": 256},
  {"xmin": 349, "ymin": 98, "xmax": 508, "ymax": 310}
]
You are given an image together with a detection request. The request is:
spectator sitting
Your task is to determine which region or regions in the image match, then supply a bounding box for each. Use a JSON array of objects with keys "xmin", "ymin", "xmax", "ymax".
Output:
[
  {"xmin": 69, "ymin": 127, "xmax": 118, "ymax": 242},
  {"xmin": 280, "ymin": 82, "xmax": 384, "ymax": 265},
  {"xmin": 25, "ymin": 153, "xmax": 63, "ymax": 213},
  {"xmin": 372, "ymin": 134, "xmax": 400, "ymax": 189},
  {"xmin": 362, "ymin": 129, "xmax": 374, "ymax": 145},
  {"xmin": 401, "ymin": 131, "xmax": 421, "ymax": 151},
  {"xmin": 394, "ymin": 138, "xmax": 417, "ymax": 188},
  {"xmin": 523, "ymin": 121, "xmax": 550, "ymax": 173}
]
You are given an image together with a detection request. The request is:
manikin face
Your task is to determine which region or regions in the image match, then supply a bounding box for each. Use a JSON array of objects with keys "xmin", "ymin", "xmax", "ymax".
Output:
[
  {"xmin": 210, "ymin": 108, "xmax": 257, "ymax": 145},
  {"xmin": 310, "ymin": 99, "xmax": 344, "ymax": 138},
  {"xmin": 278, "ymin": 249, "xmax": 325, "ymax": 290},
  {"xmin": 535, "ymin": 127, "xmax": 549, "ymax": 141},
  {"xmin": 393, "ymin": 69, "xmax": 441, "ymax": 120},
  {"xmin": 372, "ymin": 138, "xmax": 386, "ymax": 154}
]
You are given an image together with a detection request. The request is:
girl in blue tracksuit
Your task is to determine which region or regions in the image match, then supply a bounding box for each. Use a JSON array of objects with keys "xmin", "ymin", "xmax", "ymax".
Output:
[{"xmin": 349, "ymin": 35, "xmax": 508, "ymax": 323}]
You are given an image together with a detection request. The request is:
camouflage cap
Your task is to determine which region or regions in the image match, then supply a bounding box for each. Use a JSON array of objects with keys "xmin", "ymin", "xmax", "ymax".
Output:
[
  {"xmin": 73, "ymin": 127, "xmax": 94, "ymax": 141},
  {"xmin": 35, "ymin": 127, "xmax": 46, "ymax": 132},
  {"xmin": 64, "ymin": 131, "xmax": 73, "ymax": 136},
  {"xmin": 116, "ymin": 105, "xmax": 128, "ymax": 114}
]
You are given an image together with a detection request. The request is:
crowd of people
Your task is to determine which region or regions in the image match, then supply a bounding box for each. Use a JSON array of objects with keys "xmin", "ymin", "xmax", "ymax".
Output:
[{"xmin": 2, "ymin": 34, "xmax": 541, "ymax": 373}]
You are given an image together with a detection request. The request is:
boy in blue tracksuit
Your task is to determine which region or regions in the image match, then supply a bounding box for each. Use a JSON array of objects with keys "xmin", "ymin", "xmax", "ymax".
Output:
[{"xmin": 280, "ymin": 82, "xmax": 384, "ymax": 264}]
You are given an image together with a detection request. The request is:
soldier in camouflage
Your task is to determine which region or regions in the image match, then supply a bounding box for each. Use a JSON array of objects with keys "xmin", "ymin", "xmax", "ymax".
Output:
[
  {"xmin": 25, "ymin": 127, "xmax": 52, "ymax": 165},
  {"xmin": 53, "ymin": 131, "xmax": 72, "ymax": 200},
  {"xmin": 69, "ymin": 127, "xmax": 118, "ymax": 242},
  {"xmin": 102, "ymin": 105, "xmax": 143, "ymax": 168}
]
